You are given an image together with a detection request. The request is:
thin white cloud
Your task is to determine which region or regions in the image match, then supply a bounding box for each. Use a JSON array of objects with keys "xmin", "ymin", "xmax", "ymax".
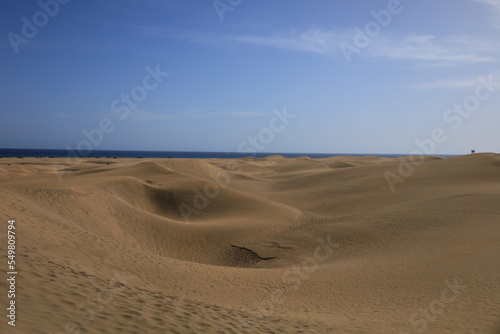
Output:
[
  {"xmin": 471, "ymin": 0, "xmax": 500, "ymax": 27},
  {"xmin": 131, "ymin": 24, "xmax": 497, "ymax": 64},
  {"xmin": 232, "ymin": 28, "xmax": 346, "ymax": 56},
  {"xmin": 369, "ymin": 34, "xmax": 495, "ymax": 62},
  {"xmin": 408, "ymin": 78, "xmax": 482, "ymax": 90},
  {"xmin": 473, "ymin": 0, "xmax": 500, "ymax": 10},
  {"xmin": 228, "ymin": 27, "xmax": 497, "ymax": 64}
]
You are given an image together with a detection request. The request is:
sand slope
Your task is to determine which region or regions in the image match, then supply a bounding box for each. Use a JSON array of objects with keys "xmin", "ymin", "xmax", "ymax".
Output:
[{"xmin": 0, "ymin": 154, "xmax": 499, "ymax": 333}]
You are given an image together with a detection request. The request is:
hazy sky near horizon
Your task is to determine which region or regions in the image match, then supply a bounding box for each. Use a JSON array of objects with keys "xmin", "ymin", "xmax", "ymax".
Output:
[{"xmin": 1, "ymin": 0, "xmax": 499, "ymax": 154}]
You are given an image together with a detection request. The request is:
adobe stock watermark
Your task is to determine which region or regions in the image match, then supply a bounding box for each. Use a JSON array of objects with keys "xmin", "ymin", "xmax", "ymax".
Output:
[
  {"xmin": 233, "ymin": 236, "xmax": 341, "ymax": 333},
  {"xmin": 213, "ymin": 0, "xmax": 243, "ymax": 21},
  {"xmin": 53, "ymin": 64, "xmax": 169, "ymax": 182},
  {"xmin": 341, "ymin": 0, "xmax": 407, "ymax": 63},
  {"xmin": 385, "ymin": 73, "xmax": 500, "ymax": 192},
  {"xmin": 7, "ymin": 0, "xmax": 72, "ymax": 54},
  {"xmin": 178, "ymin": 106, "xmax": 296, "ymax": 222},
  {"xmin": 402, "ymin": 277, "xmax": 467, "ymax": 334}
]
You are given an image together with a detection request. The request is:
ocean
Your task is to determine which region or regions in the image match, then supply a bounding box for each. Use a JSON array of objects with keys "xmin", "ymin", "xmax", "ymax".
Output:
[{"xmin": 0, "ymin": 148, "xmax": 456, "ymax": 159}]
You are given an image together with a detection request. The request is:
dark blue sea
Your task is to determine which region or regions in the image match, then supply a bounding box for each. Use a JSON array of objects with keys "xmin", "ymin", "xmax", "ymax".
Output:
[{"xmin": 0, "ymin": 148, "xmax": 456, "ymax": 159}]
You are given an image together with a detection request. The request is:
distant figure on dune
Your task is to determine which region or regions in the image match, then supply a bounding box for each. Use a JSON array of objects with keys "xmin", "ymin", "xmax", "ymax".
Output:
[{"xmin": 471, "ymin": 149, "xmax": 476, "ymax": 154}]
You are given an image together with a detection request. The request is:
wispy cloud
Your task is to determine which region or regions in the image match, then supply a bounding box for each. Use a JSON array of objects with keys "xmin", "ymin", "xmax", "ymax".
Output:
[
  {"xmin": 227, "ymin": 27, "xmax": 498, "ymax": 64},
  {"xmin": 132, "ymin": 20, "xmax": 499, "ymax": 65},
  {"xmin": 408, "ymin": 77, "xmax": 482, "ymax": 91},
  {"xmin": 370, "ymin": 34, "xmax": 495, "ymax": 63},
  {"xmin": 231, "ymin": 27, "xmax": 347, "ymax": 57},
  {"xmin": 471, "ymin": 0, "xmax": 500, "ymax": 27},
  {"xmin": 472, "ymin": 0, "xmax": 500, "ymax": 10}
]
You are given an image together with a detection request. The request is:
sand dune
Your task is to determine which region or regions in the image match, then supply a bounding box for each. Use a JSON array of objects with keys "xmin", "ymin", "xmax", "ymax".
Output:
[{"xmin": 0, "ymin": 154, "xmax": 499, "ymax": 333}]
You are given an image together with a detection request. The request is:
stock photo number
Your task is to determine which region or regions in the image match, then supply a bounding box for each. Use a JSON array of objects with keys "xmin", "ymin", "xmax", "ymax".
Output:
[{"xmin": 6, "ymin": 219, "xmax": 17, "ymax": 327}]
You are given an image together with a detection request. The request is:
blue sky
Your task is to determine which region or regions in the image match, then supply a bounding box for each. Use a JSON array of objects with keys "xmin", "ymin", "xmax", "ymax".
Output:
[{"xmin": 1, "ymin": 0, "xmax": 499, "ymax": 154}]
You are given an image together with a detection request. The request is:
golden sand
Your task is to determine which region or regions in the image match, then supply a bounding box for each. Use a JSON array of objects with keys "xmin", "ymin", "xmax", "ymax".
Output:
[{"xmin": 0, "ymin": 154, "xmax": 499, "ymax": 333}]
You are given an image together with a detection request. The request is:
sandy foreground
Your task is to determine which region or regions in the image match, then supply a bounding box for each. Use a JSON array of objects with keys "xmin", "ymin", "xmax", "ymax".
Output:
[{"xmin": 0, "ymin": 154, "xmax": 499, "ymax": 334}]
